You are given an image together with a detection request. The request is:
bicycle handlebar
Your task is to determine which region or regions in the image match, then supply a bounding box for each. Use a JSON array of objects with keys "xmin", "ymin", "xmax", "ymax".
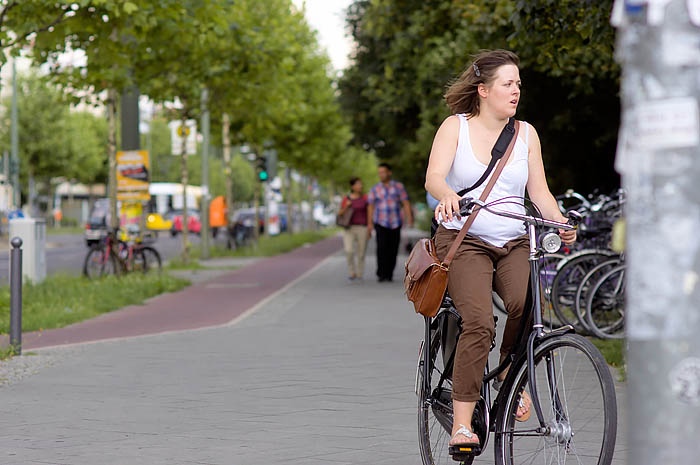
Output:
[{"xmin": 457, "ymin": 197, "xmax": 579, "ymax": 231}]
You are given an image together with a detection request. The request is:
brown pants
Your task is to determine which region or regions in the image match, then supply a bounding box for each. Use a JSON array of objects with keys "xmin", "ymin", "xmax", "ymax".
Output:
[{"xmin": 434, "ymin": 226, "xmax": 530, "ymax": 402}]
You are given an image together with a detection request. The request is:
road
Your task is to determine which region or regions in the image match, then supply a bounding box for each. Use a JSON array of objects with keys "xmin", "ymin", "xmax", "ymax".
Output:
[{"xmin": 0, "ymin": 232, "xmax": 229, "ymax": 282}]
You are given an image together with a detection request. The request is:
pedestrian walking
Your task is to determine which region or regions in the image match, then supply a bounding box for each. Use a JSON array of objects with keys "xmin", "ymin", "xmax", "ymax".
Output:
[
  {"xmin": 338, "ymin": 177, "xmax": 369, "ymax": 280},
  {"xmin": 367, "ymin": 163, "xmax": 413, "ymax": 282},
  {"xmin": 424, "ymin": 50, "xmax": 576, "ymax": 452}
]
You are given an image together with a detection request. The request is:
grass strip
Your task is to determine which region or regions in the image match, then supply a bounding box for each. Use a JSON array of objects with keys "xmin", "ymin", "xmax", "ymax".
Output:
[
  {"xmin": 173, "ymin": 229, "xmax": 338, "ymax": 266},
  {"xmin": 590, "ymin": 338, "xmax": 626, "ymax": 381},
  {"xmin": 212, "ymin": 228, "xmax": 338, "ymax": 258},
  {"xmin": 0, "ymin": 272, "xmax": 189, "ymax": 335}
]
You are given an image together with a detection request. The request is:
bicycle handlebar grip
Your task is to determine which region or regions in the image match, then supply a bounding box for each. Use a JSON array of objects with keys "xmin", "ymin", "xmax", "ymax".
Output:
[
  {"xmin": 566, "ymin": 210, "xmax": 583, "ymax": 227},
  {"xmin": 458, "ymin": 197, "xmax": 474, "ymax": 216}
]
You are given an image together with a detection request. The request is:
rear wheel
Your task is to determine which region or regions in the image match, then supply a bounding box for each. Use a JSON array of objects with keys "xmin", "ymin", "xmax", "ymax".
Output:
[{"xmin": 495, "ymin": 334, "xmax": 617, "ymax": 465}]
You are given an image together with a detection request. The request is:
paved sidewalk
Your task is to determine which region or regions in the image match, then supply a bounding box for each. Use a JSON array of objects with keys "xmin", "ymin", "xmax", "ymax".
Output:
[
  {"xmin": 16, "ymin": 237, "xmax": 340, "ymax": 350},
  {"xmin": 0, "ymin": 232, "xmax": 626, "ymax": 464}
]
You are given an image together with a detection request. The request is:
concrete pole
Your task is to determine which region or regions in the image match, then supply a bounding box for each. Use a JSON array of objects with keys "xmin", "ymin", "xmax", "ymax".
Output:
[
  {"xmin": 120, "ymin": 87, "xmax": 140, "ymax": 150},
  {"xmin": 615, "ymin": 1, "xmax": 700, "ymax": 463},
  {"xmin": 200, "ymin": 88, "xmax": 210, "ymax": 258}
]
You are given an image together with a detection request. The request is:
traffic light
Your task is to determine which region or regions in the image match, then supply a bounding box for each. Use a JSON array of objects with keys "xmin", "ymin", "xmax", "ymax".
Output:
[{"xmin": 255, "ymin": 156, "xmax": 268, "ymax": 182}]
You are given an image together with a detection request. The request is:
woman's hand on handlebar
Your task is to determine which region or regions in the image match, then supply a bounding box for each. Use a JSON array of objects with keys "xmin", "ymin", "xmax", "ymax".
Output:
[
  {"xmin": 434, "ymin": 191, "xmax": 462, "ymax": 223},
  {"xmin": 558, "ymin": 216, "xmax": 577, "ymax": 244},
  {"xmin": 559, "ymin": 210, "xmax": 581, "ymax": 244}
]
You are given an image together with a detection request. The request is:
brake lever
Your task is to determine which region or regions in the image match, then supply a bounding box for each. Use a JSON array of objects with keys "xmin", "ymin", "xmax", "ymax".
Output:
[
  {"xmin": 566, "ymin": 210, "xmax": 583, "ymax": 227},
  {"xmin": 458, "ymin": 197, "xmax": 485, "ymax": 217}
]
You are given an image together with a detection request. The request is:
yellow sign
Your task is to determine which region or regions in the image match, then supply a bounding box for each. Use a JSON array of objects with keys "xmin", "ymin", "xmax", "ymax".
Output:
[{"xmin": 117, "ymin": 150, "xmax": 150, "ymax": 201}]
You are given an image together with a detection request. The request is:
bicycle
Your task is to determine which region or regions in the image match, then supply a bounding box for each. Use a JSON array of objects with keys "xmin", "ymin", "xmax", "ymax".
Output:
[
  {"xmin": 83, "ymin": 229, "xmax": 162, "ymax": 278},
  {"xmin": 416, "ymin": 198, "xmax": 617, "ymax": 465},
  {"xmin": 584, "ymin": 264, "xmax": 626, "ymax": 340}
]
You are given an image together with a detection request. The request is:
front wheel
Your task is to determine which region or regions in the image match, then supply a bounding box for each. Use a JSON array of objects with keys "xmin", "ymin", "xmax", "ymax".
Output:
[{"xmin": 495, "ymin": 334, "xmax": 617, "ymax": 465}]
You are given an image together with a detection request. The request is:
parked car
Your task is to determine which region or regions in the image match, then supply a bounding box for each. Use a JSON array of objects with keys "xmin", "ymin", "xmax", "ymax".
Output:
[
  {"xmin": 85, "ymin": 198, "xmax": 110, "ymax": 246},
  {"xmin": 85, "ymin": 198, "xmax": 173, "ymax": 246},
  {"xmin": 169, "ymin": 209, "xmax": 201, "ymax": 236}
]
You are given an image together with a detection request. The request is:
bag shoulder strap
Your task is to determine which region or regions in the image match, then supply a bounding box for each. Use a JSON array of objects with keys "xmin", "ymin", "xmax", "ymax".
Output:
[
  {"xmin": 456, "ymin": 116, "xmax": 516, "ymax": 197},
  {"xmin": 442, "ymin": 120, "xmax": 520, "ymax": 267}
]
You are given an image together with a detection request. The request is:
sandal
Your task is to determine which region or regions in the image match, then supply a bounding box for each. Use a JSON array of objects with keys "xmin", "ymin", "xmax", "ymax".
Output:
[
  {"xmin": 448, "ymin": 424, "xmax": 481, "ymax": 456},
  {"xmin": 516, "ymin": 390, "xmax": 532, "ymax": 422}
]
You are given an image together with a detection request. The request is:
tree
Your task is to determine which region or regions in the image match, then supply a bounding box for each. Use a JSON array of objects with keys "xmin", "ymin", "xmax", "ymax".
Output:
[
  {"xmin": 0, "ymin": 72, "xmax": 71, "ymax": 209},
  {"xmin": 30, "ymin": 0, "xmax": 214, "ymax": 232},
  {"xmin": 0, "ymin": 72, "xmax": 107, "ymax": 212},
  {"xmin": 340, "ymin": 0, "xmax": 620, "ymax": 200}
]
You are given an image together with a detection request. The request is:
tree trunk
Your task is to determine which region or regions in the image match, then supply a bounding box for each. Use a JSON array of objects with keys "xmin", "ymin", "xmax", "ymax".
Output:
[
  {"xmin": 222, "ymin": 112, "xmax": 233, "ymax": 228},
  {"xmin": 27, "ymin": 168, "xmax": 35, "ymax": 218},
  {"xmin": 107, "ymin": 89, "xmax": 118, "ymax": 231},
  {"xmin": 180, "ymin": 116, "xmax": 190, "ymax": 263},
  {"xmin": 285, "ymin": 167, "xmax": 293, "ymax": 234}
]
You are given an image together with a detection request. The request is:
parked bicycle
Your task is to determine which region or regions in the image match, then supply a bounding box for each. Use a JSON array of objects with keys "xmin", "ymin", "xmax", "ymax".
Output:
[
  {"xmin": 417, "ymin": 197, "xmax": 617, "ymax": 465},
  {"xmin": 83, "ymin": 228, "xmax": 162, "ymax": 279}
]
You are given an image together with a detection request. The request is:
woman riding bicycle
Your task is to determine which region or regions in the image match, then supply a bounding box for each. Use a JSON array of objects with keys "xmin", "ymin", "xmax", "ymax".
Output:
[{"xmin": 424, "ymin": 49, "xmax": 577, "ymax": 450}]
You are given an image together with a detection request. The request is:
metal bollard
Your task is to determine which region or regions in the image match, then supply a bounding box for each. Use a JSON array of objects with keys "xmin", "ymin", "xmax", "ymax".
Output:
[{"xmin": 10, "ymin": 237, "xmax": 22, "ymax": 354}]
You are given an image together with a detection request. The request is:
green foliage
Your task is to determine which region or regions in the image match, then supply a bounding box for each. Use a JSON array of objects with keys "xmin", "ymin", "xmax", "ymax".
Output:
[
  {"xmin": 12, "ymin": 0, "xmax": 373, "ymax": 201},
  {"xmin": 0, "ymin": 73, "xmax": 71, "ymax": 184},
  {"xmin": 590, "ymin": 337, "xmax": 626, "ymax": 380},
  {"xmin": 65, "ymin": 110, "xmax": 108, "ymax": 184},
  {"xmin": 0, "ymin": 72, "xmax": 107, "ymax": 198},
  {"xmin": 0, "ymin": 272, "xmax": 189, "ymax": 334},
  {"xmin": 340, "ymin": 0, "xmax": 620, "ymax": 200}
]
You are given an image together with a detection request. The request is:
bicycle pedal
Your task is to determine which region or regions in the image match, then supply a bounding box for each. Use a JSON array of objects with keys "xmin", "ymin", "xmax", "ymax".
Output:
[{"xmin": 449, "ymin": 444, "xmax": 481, "ymax": 460}]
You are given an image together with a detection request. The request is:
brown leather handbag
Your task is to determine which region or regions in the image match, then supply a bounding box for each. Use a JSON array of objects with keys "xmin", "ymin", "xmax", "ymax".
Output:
[{"xmin": 404, "ymin": 120, "xmax": 520, "ymax": 318}]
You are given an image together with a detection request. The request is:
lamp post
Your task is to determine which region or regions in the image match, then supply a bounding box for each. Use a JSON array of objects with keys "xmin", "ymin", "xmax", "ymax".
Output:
[{"xmin": 614, "ymin": 1, "xmax": 700, "ymax": 463}]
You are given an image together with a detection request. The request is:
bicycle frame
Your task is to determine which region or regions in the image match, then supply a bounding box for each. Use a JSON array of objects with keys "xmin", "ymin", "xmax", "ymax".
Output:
[{"xmin": 421, "ymin": 201, "xmax": 579, "ymax": 439}]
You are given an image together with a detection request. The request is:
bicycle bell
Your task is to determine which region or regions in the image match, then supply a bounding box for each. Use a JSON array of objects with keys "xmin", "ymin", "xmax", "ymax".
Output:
[{"xmin": 540, "ymin": 232, "xmax": 562, "ymax": 253}]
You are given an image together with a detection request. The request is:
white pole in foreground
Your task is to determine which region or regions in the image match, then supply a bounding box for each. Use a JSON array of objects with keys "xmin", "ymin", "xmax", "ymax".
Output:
[{"xmin": 614, "ymin": 0, "xmax": 700, "ymax": 463}]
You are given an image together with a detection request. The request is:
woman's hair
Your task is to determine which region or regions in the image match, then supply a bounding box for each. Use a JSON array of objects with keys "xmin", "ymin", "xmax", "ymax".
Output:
[
  {"xmin": 349, "ymin": 176, "xmax": 361, "ymax": 187},
  {"xmin": 444, "ymin": 49, "xmax": 520, "ymax": 117}
]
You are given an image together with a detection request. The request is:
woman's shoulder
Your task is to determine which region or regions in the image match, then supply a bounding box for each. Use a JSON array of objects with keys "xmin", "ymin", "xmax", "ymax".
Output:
[
  {"xmin": 518, "ymin": 120, "xmax": 538, "ymax": 136},
  {"xmin": 433, "ymin": 115, "xmax": 462, "ymax": 142}
]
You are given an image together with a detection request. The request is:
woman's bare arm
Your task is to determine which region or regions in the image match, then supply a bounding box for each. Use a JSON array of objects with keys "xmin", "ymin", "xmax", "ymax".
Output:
[{"xmin": 425, "ymin": 116, "xmax": 461, "ymax": 222}]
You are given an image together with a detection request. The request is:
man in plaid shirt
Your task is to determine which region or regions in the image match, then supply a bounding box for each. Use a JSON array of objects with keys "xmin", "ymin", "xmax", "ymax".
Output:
[{"xmin": 367, "ymin": 163, "xmax": 413, "ymax": 282}]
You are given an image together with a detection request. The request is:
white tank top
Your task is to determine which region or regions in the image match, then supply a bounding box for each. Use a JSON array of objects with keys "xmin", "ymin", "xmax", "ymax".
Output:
[{"xmin": 442, "ymin": 114, "xmax": 529, "ymax": 247}]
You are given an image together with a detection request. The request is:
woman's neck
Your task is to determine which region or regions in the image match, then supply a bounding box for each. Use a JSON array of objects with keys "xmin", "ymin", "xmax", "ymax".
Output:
[{"xmin": 472, "ymin": 111, "xmax": 510, "ymax": 133}]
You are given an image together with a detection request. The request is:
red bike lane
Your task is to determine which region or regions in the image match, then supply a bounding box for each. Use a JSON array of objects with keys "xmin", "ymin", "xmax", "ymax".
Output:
[{"xmin": 20, "ymin": 235, "xmax": 342, "ymax": 350}]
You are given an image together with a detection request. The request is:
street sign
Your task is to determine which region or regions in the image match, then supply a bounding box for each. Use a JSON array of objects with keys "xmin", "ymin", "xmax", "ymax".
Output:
[
  {"xmin": 117, "ymin": 150, "xmax": 150, "ymax": 201},
  {"xmin": 169, "ymin": 120, "xmax": 197, "ymax": 155}
]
